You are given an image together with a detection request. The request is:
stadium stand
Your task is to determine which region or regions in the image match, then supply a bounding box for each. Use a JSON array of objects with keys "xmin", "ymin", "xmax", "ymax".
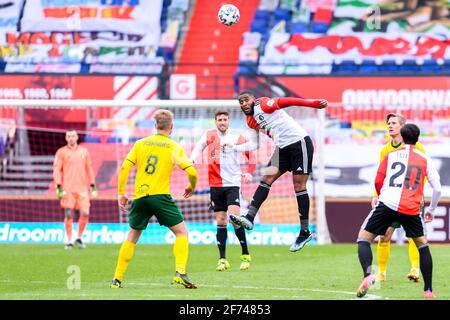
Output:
[
  {"xmin": 0, "ymin": 1, "xmax": 449, "ymax": 246},
  {"xmin": 176, "ymin": 0, "xmax": 260, "ymax": 98},
  {"xmin": 237, "ymin": 0, "xmax": 450, "ymax": 75},
  {"xmin": 0, "ymin": 0, "xmax": 191, "ymax": 74}
]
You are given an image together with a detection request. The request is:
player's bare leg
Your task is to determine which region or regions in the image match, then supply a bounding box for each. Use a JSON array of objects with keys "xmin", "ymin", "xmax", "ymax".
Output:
[
  {"xmin": 290, "ymin": 174, "xmax": 313, "ymax": 252},
  {"xmin": 170, "ymin": 222, "xmax": 197, "ymax": 288},
  {"xmin": 64, "ymin": 209, "xmax": 74, "ymax": 249},
  {"xmin": 356, "ymin": 229, "xmax": 377, "ymax": 298},
  {"xmin": 376, "ymin": 227, "xmax": 395, "ymax": 281},
  {"xmin": 75, "ymin": 209, "xmax": 89, "ymax": 249},
  {"xmin": 412, "ymin": 236, "xmax": 435, "ymax": 298},
  {"xmin": 229, "ymin": 167, "xmax": 282, "ymax": 230},
  {"xmin": 215, "ymin": 211, "xmax": 231, "ymax": 271},
  {"xmin": 111, "ymin": 228, "xmax": 142, "ymax": 288}
]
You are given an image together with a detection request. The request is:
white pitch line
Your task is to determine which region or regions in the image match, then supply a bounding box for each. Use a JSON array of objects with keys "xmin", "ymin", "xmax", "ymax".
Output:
[
  {"xmin": 1, "ymin": 292, "xmax": 308, "ymax": 300},
  {"xmin": 0, "ymin": 280, "xmax": 384, "ymax": 300}
]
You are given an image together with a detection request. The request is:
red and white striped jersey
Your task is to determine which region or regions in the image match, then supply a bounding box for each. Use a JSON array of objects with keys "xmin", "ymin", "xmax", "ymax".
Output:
[
  {"xmin": 190, "ymin": 129, "xmax": 256, "ymax": 187},
  {"xmin": 246, "ymin": 97, "xmax": 309, "ymax": 148},
  {"xmin": 375, "ymin": 145, "xmax": 441, "ymax": 215}
]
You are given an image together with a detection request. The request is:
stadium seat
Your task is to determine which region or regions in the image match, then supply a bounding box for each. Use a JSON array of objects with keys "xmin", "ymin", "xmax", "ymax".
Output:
[
  {"xmin": 250, "ymin": 19, "xmax": 269, "ymax": 33},
  {"xmin": 377, "ymin": 60, "xmax": 398, "ymax": 74},
  {"xmin": 442, "ymin": 60, "xmax": 450, "ymax": 74},
  {"xmin": 0, "ymin": 136, "xmax": 4, "ymax": 155},
  {"xmin": 359, "ymin": 60, "xmax": 378, "ymax": 74},
  {"xmin": 273, "ymin": 8, "xmax": 291, "ymax": 22},
  {"xmin": 291, "ymin": 22, "xmax": 308, "ymax": 34},
  {"xmin": 254, "ymin": 9, "xmax": 270, "ymax": 21},
  {"xmin": 106, "ymin": 136, "xmax": 123, "ymax": 143},
  {"xmin": 340, "ymin": 122, "xmax": 351, "ymax": 129},
  {"xmin": 311, "ymin": 22, "xmax": 328, "ymax": 33},
  {"xmin": 84, "ymin": 136, "xmax": 101, "ymax": 143},
  {"xmin": 420, "ymin": 60, "xmax": 440, "ymax": 74},
  {"xmin": 398, "ymin": 60, "xmax": 420, "ymax": 74},
  {"xmin": 332, "ymin": 60, "xmax": 358, "ymax": 74}
]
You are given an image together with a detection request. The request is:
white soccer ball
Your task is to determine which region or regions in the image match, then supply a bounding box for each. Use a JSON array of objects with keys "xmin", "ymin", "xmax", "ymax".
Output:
[{"xmin": 218, "ymin": 4, "xmax": 240, "ymax": 26}]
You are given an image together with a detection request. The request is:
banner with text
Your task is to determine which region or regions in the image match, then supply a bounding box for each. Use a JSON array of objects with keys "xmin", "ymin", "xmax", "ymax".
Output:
[
  {"xmin": 20, "ymin": 0, "xmax": 162, "ymax": 34},
  {"xmin": 0, "ymin": 222, "xmax": 304, "ymax": 245},
  {"xmin": 0, "ymin": 1, "xmax": 163, "ymax": 68}
]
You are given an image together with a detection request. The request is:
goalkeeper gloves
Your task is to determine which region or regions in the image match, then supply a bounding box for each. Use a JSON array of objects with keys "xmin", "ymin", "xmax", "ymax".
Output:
[
  {"xmin": 91, "ymin": 184, "xmax": 98, "ymax": 198},
  {"xmin": 56, "ymin": 185, "xmax": 65, "ymax": 199}
]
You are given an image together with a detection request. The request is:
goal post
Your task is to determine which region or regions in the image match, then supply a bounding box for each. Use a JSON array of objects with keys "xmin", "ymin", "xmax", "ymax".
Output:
[{"xmin": 0, "ymin": 99, "xmax": 330, "ymax": 245}]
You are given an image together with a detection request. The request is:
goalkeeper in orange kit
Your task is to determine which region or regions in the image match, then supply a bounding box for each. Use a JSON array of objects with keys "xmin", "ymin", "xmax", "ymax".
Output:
[{"xmin": 53, "ymin": 129, "xmax": 97, "ymax": 249}]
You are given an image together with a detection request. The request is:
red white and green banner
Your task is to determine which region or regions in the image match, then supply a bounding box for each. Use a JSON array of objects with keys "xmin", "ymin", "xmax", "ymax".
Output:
[
  {"xmin": 258, "ymin": 0, "xmax": 450, "ymax": 74},
  {"xmin": 0, "ymin": 1, "xmax": 163, "ymax": 69},
  {"xmin": 20, "ymin": 0, "xmax": 162, "ymax": 34}
]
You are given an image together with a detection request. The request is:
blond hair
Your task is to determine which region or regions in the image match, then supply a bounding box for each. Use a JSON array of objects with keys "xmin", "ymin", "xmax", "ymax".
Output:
[
  {"xmin": 154, "ymin": 109, "xmax": 174, "ymax": 130},
  {"xmin": 386, "ymin": 113, "xmax": 406, "ymax": 126}
]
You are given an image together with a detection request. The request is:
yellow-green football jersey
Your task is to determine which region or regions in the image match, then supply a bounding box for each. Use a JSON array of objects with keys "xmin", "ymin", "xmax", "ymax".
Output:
[
  {"xmin": 124, "ymin": 134, "xmax": 193, "ymax": 199},
  {"xmin": 378, "ymin": 140, "xmax": 425, "ymax": 163}
]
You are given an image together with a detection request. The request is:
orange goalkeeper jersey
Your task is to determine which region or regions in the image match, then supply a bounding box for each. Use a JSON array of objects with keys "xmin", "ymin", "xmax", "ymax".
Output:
[{"xmin": 53, "ymin": 145, "xmax": 95, "ymax": 193}]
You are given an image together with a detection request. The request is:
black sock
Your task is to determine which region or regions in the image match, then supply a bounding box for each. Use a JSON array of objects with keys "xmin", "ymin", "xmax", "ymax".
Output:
[
  {"xmin": 234, "ymin": 225, "xmax": 249, "ymax": 255},
  {"xmin": 419, "ymin": 244, "xmax": 433, "ymax": 292},
  {"xmin": 247, "ymin": 182, "xmax": 271, "ymax": 221},
  {"xmin": 357, "ymin": 240, "xmax": 373, "ymax": 277},
  {"xmin": 216, "ymin": 225, "xmax": 228, "ymax": 259},
  {"xmin": 296, "ymin": 189, "xmax": 310, "ymax": 233}
]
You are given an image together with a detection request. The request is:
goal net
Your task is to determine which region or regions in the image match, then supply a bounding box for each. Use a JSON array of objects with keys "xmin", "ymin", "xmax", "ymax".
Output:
[{"xmin": 0, "ymin": 99, "xmax": 329, "ymax": 245}]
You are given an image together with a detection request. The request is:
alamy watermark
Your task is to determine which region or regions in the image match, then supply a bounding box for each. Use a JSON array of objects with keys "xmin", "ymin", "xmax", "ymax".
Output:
[
  {"xmin": 366, "ymin": 6, "xmax": 381, "ymax": 31},
  {"xmin": 67, "ymin": 265, "xmax": 81, "ymax": 290}
]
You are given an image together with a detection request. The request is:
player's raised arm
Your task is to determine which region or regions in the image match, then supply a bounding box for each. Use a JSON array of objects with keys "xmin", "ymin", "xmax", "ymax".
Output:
[
  {"xmin": 277, "ymin": 97, "xmax": 328, "ymax": 109},
  {"xmin": 258, "ymin": 97, "xmax": 327, "ymax": 113}
]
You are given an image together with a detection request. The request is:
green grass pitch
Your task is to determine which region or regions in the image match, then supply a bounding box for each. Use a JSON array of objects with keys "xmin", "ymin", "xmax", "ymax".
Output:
[{"xmin": 1, "ymin": 243, "xmax": 449, "ymax": 300}]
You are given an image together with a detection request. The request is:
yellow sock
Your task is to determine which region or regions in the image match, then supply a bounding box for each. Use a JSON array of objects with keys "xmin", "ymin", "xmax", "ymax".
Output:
[
  {"xmin": 377, "ymin": 239, "xmax": 390, "ymax": 274},
  {"xmin": 408, "ymin": 238, "xmax": 420, "ymax": 270},
  {"xmin": 113, "ymin": 240, "xmax": 136, "ymax": 282},
  {"xmin": 173, "ymin": 236, "xmax": 189, "ymax": 274}
]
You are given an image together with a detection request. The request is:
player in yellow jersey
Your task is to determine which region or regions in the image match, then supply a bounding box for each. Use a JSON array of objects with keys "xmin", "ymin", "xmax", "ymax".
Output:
[
  {"xmin": 110, "ymin": 109, "xmax": 198, "ymax": 289},
  {"xmin": 372, "ymin": 113, "xmax": 425, "ymax": 283}
]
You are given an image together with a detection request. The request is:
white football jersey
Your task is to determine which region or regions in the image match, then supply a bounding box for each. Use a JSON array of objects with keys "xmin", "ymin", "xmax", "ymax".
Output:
[
  {"xmin": 247, "ymin": 97, "xmax": 308, "ymax": 148},
  {"xmin": 189, "ymin": 129, "xmax": 255, "ymax": 187}
]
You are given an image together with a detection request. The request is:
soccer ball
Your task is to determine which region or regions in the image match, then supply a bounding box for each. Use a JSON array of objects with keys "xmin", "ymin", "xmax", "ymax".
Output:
[{"xmin": 218, "ymin": 4, "xmax": 240, "ymax": 26}]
